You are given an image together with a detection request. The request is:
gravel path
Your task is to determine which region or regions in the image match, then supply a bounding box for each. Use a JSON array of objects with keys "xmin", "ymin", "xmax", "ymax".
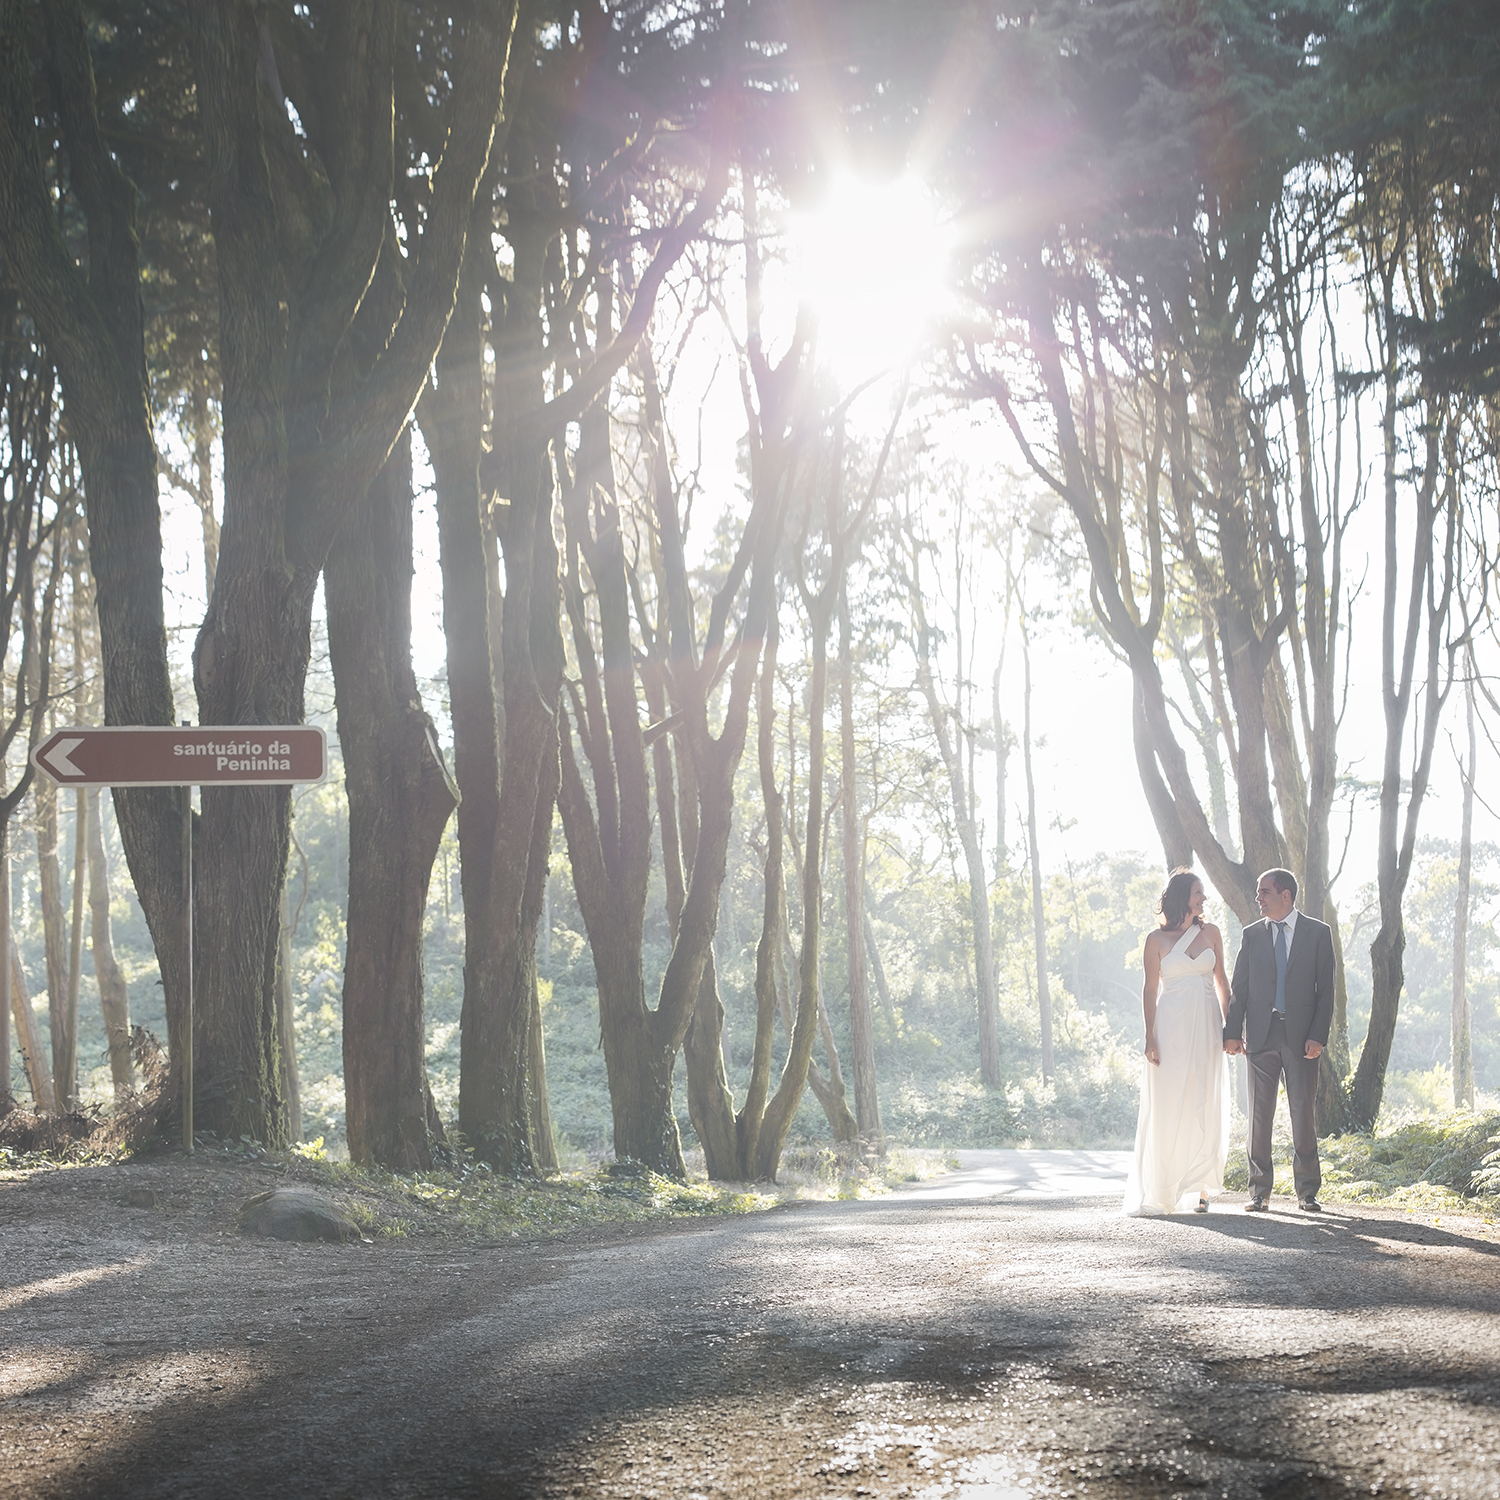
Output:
[{"xmin": 3, "ymin": 1153, "xmax": 1498, "ymax": 1499}]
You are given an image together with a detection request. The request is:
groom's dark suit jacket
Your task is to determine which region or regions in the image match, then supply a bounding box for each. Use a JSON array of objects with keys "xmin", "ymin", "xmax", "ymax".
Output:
[{"xmin": 1225, "ymin": 913, "xmax": 1336, "ymax": 1054}]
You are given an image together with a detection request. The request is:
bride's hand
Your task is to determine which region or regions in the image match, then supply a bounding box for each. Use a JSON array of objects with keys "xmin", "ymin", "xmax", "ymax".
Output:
[{"xmin": 1143, "ymin": 1035, "xmax": 1160, "ymax": 1066}]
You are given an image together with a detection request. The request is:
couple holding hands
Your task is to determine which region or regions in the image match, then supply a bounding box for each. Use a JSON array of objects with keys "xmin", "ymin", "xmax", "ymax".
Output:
[{"xmin": 1123, "ymin": 867, "xmax": 1336, "ymax": 1218}]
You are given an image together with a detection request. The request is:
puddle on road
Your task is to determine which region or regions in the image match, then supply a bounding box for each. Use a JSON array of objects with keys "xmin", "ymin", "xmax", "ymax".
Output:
[
  {"xmin": 936, "ymin": 1451, "xmax": 1038, "ymax": 1499},
  {"xmin": 819, "ymin": 1384, "xmax": 1041, "ymax": 1498}
]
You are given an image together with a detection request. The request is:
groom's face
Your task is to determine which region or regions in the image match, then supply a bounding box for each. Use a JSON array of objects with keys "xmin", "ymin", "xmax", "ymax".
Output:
[{"xmin": 1256, "ymin": 876, "xmax": 1295, "ymax": 921}]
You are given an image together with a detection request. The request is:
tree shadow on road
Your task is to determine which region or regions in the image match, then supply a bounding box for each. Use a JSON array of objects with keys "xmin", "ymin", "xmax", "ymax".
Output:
[
  {"xmin": 1177, "ymin": 1203, "xmax": 1500, "ymax": 1259},
  {"xmin": 16, "ymin": 1194, "xmax": 1500, "ymax": 1498}
]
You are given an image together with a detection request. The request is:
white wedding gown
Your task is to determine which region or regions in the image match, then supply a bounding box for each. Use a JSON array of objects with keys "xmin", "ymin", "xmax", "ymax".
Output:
[{"xmin": 1122, "ymin": 923, "xmax": 1230, "ymax": 1216}]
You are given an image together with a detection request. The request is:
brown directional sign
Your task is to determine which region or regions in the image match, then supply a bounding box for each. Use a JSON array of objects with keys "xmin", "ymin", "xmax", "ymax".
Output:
[{"xmin": 31, "ymin": 726, "xmax": 327, "ymax": 788}]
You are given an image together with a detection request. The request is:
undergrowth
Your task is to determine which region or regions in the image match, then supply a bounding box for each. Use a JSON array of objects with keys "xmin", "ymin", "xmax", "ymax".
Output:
[
  {"xmin": 1222, "ymin": 1109, "xmax": 1500, "ymax": 1217},
  {"xmin": 0, "ymin": 1118, "xmax": 957, "ymax": 1240},
  {"xmin": 257, "ymin": 1138, "xmax": 956, "ymax": 1240}
]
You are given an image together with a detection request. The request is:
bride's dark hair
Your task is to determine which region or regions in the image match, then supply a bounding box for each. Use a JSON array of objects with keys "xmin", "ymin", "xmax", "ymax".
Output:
[{"xmin": 1158, "ymin": 868, "xmax": 1202, "ymax": 929}]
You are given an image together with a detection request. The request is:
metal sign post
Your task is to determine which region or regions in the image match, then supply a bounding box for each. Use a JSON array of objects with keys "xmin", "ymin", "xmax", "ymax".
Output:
[
  {"xmin": 182, "ymin": 780, "xmax": 193, "ymax": 1153},
  {"xmin": 32, "ymin": 724, "xmax": 327, "ymax": 1154}
]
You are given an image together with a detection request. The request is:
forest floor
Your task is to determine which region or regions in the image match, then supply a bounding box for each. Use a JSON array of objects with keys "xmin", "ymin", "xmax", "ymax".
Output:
[{"xmin": 3, "ymin": 1148, "xmax": 1499, "ymax": 1499}]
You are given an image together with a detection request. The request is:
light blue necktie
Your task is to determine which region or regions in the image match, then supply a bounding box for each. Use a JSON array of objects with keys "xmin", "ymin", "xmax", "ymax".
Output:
[{"xmin": 1273, "ymin": 920, "xmax": 1288, "ymax": 1016}]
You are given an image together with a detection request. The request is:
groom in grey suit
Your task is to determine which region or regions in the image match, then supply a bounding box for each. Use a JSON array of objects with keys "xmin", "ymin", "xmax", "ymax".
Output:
[{"xmin": 1224, "ymin": 868, "xmax": 1336, "ymax": 1212}]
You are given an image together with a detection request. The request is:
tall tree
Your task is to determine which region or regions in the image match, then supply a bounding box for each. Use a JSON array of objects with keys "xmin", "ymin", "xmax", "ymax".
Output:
[
  {"xmin": 327, "ymin": 427, "xmax": 457, "ymax": 1169},
  {"xmin": 773, "ymin": 636, "xmax": 860, "ymax": 1148},
  {"xmin": 1343, "ymin": 157, "xmax": 1460, "ymax": 1129},
  {"xmin": 184, "ymin": 0, "xmax": 516, "ymax": 1144},
  {"xmin": 956, "ymin": 0, "xmax": 1337, "ymax": 920},
  {"xmin": 86, "ymin": 788, "xmax": 132, "ymax": 1101},
  {"xmin": 1326, "ymin": 0, "xmax": 1500, "ymax": 1121},
  {"xmin": 417, "ymin": 0, "xmax": 726, "ymax": 1172},
  {"xmin": 1451, "ymin": 646, "xmax": 1477, "ymax": 1110},
  {"xmin": 0, "ymin": 0, "xmax": 188, "ymax": 1120},
  {"xmin": 2, "ymin": 0, "xmax": 516, "ymax": 1144},
  {"xmin": 837, "ymin": 538, "xmax": 882, "ymax": 1149},
  {"xmin": 1017, "ymin": 598, "xmax": 1053, "ymax": 1082},
  {"xmin": 557, "ymin": 180, "xmax": 794, "ymax": 1175},
  {"xmin": 0, "ymin": 289, "xmax": 65, "ymax": 1112},
  {"xmin": 904, "ymin": 480, "xmax": 1001, "ymax": 1088}
]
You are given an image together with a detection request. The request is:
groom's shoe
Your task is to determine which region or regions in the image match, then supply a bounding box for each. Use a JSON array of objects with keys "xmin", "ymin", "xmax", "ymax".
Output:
[
  {"xmin": 1299, "ymin": 1196, "xmax": 1323, "ymax": 1213},
  {"xmin": 1245, "ymin": 1194, "xmax": 1270, "ymax": 1213}
]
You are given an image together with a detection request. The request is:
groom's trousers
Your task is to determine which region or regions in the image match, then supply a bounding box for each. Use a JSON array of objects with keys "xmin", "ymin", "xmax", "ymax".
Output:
[{"xmin": 1247, "ymin": 1013, "xmax": 1321, "ymax": 1201}]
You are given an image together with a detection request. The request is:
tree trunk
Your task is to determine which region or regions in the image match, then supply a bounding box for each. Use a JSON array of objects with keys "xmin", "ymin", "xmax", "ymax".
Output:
[
  {"xmin": 9, "ymin": 940, "xmax": 53, "ymax": 1114},
  {"xmin": 993, "ymin": 663, "xmax": 1007, "ymax": 876},
  {"xmin": 277, "ymin": 883, "xmax": 301, "ymax": 1143},
  {"xmin": 178, "ymin": 0, "xmax": 512, "ymax": 1151},
  {"xmin": 781, "ymin": 831, "xmax": 858, "ymax": 1146},
  {"xmin": 528, "ymin": 968, "xmax": 557, "ymax": 1172},
  {"xmin": 559, "ymin": 711, "xmax": 686, "ymax": 1175},
  {"xmin": 1273, "ymin": 195, "xmax": 1354, "ymax": 1142},
  {"xmin": 1452, "ymin": 657, "xmax": 1476, "ymax": 1110},
  {"xmin": 436, "ymin": 165, "xmax": 564, "ymax": 1173},
  {"xmin": 37, "ymin": 776, "xmax": 74, "ymax": 1111},
  {"xmin": 0, "ymin": 0, "xmax": 190, "ymax": 1130},
  {"xmin": 864, "ymin": 899, "xmax": 896, "ymax": 1028},
  {"xmin": 737, "ymin": 632, "xmax": 786, "ymax": 1175},
  {"xmin": 520, "ymin": 727, "xmax": 561, "ymax": 1174},
  {"xmin": 328, "ymin": 431, "xmax": 457, "ymax": 1171},
  {"xmin": 559, "ymin": 327, "xmax": 779, "ymax": 1177},
  {"xmin": 66, "ymin": 789, "xmax": 87, "ymax": 1097},
  {"xmin": 423, "ymin": 254, "xmax": 530, "ymax": 1174},
  {"xmin": 603, "ymin": 1016, "xmax": 684, "ymax": 1174},
  {"xmin": 1347, "ymin": 265, "xmax": 1455, "ymax": 1131},
  {"xmin": 808, "ymin": 1003, "xmax": 860, "ymax": 1146},
  {"xmin": 730, "ymin": 616, "xmax": 822, "ymax": 1177},
  {"xmin": 2, "ymin": 828, "xmax": 13, "ymax": 1114},
  {"xmin": 5, "ymin": 826, "xmax": 54, "ymax": 1112},
  {"xmin": 1132, "ymin": 677, "xmax": 1197, "ymax": 874},
  {"xmin": 1316, "ymin": 896, "xmax": 1352, "ymax": 1134},
  {"xmin": 839, "ymin": 584, "xmax": 881, "ymax": 1151},
  {"xmin": 0, "ymin": 822, "xmax": 8, "ymax": 1115},
  {"xmin": 911, "ymin": 547, "xmax": 1001, "ymax": 1086},
  {"xmin": 756, "ymin": 588, "xmax": 834, "ymax": 1175},
  {"xmin": 86, "ymin": 789, "xmax": 132, "ymax": 1100},
  {"xmin": 685, "ymin": 949, "xmax": 739, "ymax": 1178},
  {"xmin": 1021, "ymin": 614, "xmax": 1053, "ymax": 1081}
]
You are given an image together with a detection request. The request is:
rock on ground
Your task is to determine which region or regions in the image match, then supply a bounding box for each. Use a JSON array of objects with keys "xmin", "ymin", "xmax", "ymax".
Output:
[{"xmin": 237, "ymin": 1187, "xmax": 361, "ymax": 1243}]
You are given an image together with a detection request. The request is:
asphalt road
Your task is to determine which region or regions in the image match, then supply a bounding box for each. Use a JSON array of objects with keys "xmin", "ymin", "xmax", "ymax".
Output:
[{"xmin": 4, "ymin": 1151, "xmax": 1499, "ymax": 1499}]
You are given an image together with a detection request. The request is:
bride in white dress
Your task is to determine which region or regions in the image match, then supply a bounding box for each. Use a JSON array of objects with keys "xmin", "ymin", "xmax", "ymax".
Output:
[{"xmin": 1123, "ymin": 870, "xmax": 1231, "ymax": 1216}]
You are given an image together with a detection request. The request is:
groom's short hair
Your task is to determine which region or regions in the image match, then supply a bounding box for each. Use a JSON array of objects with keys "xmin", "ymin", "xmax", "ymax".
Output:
[{"xmin": 1261, "ymin": 868, "xmax": 1298, "ymax": 900}]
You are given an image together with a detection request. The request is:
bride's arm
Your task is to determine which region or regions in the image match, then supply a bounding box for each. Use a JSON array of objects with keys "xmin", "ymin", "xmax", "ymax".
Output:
[
  {"xmin": 1141, "ymin": 935, "xmax": 1162, "ymax": 1066},
  {"xmin": 1208, "ymin": 926, "xmax": 1231, "ymax": 1020}
]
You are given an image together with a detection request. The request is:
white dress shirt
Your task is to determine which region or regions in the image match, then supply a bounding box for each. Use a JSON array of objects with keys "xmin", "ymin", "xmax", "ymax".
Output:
[{"xmin": 1271, "ymin": 906, "xmax": 1300, "ymax": 944}]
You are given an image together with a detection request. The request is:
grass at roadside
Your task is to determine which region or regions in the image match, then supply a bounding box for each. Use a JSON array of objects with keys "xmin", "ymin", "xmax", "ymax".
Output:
[
  {"xmin": 1222, "ymin": 1108, "xmax": 1500, "ymax": 1219},
  {"xmin": 289, "ymin": 1139, "xmax": 959, "ymax": 1239},
  {"xmin": 0, "ymin": 1122, "xmax": 957, "ymax": 1243}
]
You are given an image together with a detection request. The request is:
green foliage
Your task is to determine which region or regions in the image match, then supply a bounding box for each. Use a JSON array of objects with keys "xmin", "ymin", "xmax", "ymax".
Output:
[{"xmin": 1225, "ymin": 1109, "xmax": 1500, "ymax": 1214}]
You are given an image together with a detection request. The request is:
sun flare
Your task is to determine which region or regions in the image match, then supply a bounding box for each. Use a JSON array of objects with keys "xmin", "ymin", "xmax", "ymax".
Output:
[{"xmin": 789, "ymin": 174, "xmax": 955, "ymax": 386}]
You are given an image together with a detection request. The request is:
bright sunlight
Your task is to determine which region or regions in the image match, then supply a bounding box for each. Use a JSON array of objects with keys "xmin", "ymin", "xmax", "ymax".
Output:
[{"xmin": 789, "ymin": 174, "xmax": 955, "ymax": 386}]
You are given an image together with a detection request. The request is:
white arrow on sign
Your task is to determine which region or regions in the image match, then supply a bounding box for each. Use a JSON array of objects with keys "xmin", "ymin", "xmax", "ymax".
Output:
[{"xmin": 41, "ymin": 737, "xmax": 85, "ymax": 780}]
